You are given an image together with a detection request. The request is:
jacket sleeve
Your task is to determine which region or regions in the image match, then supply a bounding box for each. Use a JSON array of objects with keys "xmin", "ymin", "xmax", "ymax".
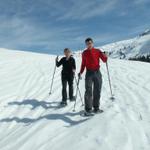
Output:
[
  {"xmin": 56, "ymin": 58, "xmax": 63, "ymax": 67},
  {"xmin": 99, "ymin": 50, "xmax": 108, "ymax": 63},
  {"xmin": 80, "ymin": 53, "xmax": 86, "ymax": 74},
  {"xmin": 72, "ymin": 58, "xmax": 76, "ymax": 70}
]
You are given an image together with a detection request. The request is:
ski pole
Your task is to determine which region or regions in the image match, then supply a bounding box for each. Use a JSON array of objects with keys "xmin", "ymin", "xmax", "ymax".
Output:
[
  {"xmin": 75, "ymin": 76, "xmax": 84, "ymax": 106},
  {"xmin": 106, "ymin": 61, "xmax": 115, "ymax": 100},
  {"xmin": 49, "ymin": 56, "xmax": 58, "ymax": 95},
  {"xmin": 73, "ymin": 76, "xmax": 83, "ymax": 111}
]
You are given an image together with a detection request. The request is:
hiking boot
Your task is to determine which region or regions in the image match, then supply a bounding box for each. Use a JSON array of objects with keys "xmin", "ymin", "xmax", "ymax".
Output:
[
  {"xmin": 84, "ymin": 109, "xmax": 94, "ymax": 116},
  {"xmin": 93, "ymin": 109, "xmax": 104, "ymax": 114},
  {"xmin": 70, "ymin": 96, "xmax": 76, "ymax": 101},
  {"xmin": 60, "ymin": 101, "xmax": 67, "ymax": 106}
]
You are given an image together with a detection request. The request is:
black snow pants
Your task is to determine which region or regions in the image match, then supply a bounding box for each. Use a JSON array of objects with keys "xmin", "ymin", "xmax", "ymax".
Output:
[
  {"xmin": 61, "ymin": 72, "xmax": 74, "ymax": 102},
  {"xmin": 84, "ymin": 70, "xmax": 102, "ymax": 111}
]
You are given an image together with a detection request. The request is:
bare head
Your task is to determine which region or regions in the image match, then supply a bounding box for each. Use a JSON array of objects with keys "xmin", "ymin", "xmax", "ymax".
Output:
[
  {"xmin": 85, "ymin": 38, "xmax": 94, "ymax": 49},
  {"xmin": 64, "ymin": 48, "xmax": 72, "ymax": 58}
]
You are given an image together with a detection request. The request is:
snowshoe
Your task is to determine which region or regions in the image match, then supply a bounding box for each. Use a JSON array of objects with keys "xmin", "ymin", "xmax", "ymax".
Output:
[
  {"xmin": 93, "ymin": 109, "xmax": 104, "ymax": 114},
  {"xmin": 60, "ymin": 101, "xmax": 67, "ymax": 107},
  {"xmin": 80, "ymin": 110, "xmax": 95, "ymax": 117}
]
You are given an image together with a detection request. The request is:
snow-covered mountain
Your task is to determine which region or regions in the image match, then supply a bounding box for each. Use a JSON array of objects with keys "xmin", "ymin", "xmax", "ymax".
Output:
[
  {"xmin": 0, "ymin": 48, "xmax": 150, "ymax": 150},
  {"xmin": 101, "ymin": 29, "xmax": 150, "ymax": 59}
]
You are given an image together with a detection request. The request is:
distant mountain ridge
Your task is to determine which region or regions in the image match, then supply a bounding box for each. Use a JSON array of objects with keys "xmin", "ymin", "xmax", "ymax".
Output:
[{"xmin": 100, "ymin": 29, "xmax": 150, "ymax": 61}]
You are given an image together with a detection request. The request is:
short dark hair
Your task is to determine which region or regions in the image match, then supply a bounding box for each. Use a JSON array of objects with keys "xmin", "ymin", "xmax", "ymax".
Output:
[{"xmin": 85, "ymin": 37, "xmax": 93, "ymax": 43}]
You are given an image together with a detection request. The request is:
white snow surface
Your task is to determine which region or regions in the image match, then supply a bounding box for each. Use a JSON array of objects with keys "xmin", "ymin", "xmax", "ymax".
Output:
[{"xmin": 0, "ymin": 48, "xmax": 150, "ymax": 150}]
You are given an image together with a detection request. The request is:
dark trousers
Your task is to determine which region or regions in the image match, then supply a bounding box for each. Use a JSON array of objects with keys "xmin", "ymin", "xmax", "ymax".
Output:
[
  {"xmin": 84, "ymin": 70, "xmax": 102, "ymax": 111},
  {"xmin": 61, "ymin": 73, "xmax": 74, "ymax": 101}
]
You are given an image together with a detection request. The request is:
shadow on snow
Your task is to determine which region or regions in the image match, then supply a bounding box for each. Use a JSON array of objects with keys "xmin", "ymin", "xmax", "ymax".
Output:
[
  {"xmin": 0, "ymin": 99, "xmax": 88, "ymax": 127},
  {"xmin": 7, "ymin": 99, "xmax": 59, "ymax": 110}
]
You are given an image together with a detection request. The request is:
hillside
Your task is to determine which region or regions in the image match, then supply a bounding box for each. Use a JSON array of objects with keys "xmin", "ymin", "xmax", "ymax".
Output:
[
  {"xmin": 0, "ymin": 48, "xmax": 150, "ymax": 150},
  {"xmin": 101, "ymin": 29, "xmax": 150, "ymax": 60}
]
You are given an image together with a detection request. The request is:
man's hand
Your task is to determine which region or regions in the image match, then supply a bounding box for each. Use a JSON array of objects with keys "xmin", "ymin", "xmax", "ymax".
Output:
[{"xmin": 103, "ymin": 51, "xmax": 109, "ymax": 57}]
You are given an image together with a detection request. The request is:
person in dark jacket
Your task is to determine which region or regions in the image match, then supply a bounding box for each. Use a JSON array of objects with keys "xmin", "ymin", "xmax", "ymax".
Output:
[
  {"xmin": 78, "ymin": 38, "xmax": 108, "ymax": 116},
  {"xmin": 56, "ymin": 48, "xmax": 76, "ymax": 106}
]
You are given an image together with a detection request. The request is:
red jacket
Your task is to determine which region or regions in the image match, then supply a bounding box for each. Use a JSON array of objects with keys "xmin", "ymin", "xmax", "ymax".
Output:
[{"xmin": 80, "ymin": 47, "xmax": 107, "ymax": 74}]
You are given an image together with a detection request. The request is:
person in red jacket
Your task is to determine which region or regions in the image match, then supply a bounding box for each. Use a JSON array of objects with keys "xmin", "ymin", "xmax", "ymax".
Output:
[{"xmin": 78, "ymin": 38, "xmax": 108, "ymax": 116}]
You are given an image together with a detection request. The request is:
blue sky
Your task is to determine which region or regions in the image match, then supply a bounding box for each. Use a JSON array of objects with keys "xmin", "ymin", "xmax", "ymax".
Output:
[{"xmin": 0, "ymin": 0, "xmax": 150, "ymax": 54}]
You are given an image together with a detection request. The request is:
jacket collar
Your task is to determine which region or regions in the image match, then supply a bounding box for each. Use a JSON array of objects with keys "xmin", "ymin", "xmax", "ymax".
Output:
[{"xmin": 87, "ymin": 47, "xmax": 95, "ymax": 51}]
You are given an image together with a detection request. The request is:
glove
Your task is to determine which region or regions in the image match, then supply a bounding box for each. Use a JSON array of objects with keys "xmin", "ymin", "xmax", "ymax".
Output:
[{"xmin": 103, "ymin": 51, "xmax": 108, "ymax": 57}]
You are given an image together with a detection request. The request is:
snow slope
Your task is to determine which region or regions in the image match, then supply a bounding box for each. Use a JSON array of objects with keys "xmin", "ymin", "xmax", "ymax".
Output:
[
  {"xmin": 101, "ymin": 30, "xmax": 150, "ymax": 59},
  {"xmin": 0, "ymin": 48, "xmax": 150, "ymax": 150}
]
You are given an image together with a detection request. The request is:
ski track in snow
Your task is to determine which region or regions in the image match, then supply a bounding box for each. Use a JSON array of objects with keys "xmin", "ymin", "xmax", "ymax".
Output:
[{"xmin": 0, "ymin": 49, "xmax": 150, "ymax": 150}]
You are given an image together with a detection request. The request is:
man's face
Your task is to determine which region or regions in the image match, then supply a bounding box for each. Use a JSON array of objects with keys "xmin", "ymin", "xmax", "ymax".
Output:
[
  {"xmin": 86, "ymin": 41, "xmax": 93, "ymax": 49},
  {"xmin": 64, "ymin": 50, "xmax": 71, "ymax": 57}
]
